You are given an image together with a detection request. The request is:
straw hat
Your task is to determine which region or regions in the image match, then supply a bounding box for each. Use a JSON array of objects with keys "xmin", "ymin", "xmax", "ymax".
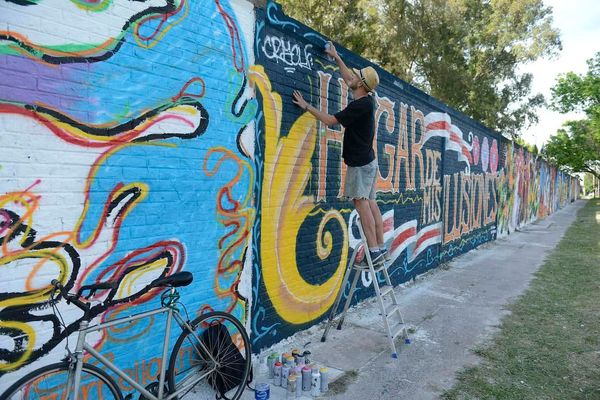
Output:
[{"xmin": 352, "ymin": 66, "xmax": 379, "ymax": 92}]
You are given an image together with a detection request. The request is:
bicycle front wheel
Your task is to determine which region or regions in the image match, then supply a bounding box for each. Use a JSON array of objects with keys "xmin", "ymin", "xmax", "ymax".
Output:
[
  {"xmin": 1, "ymin": 361, "xmax": 123, "ymax": 400},
  {"xmin": 168, "ymin": 311, "xmax": 251, "ymax": 400}
]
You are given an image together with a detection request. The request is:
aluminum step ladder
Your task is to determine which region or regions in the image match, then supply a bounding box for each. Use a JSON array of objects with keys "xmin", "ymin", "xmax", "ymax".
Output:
[{"xmin": 321, "ymin": 217, "xmax": 409, "ymax": 358}]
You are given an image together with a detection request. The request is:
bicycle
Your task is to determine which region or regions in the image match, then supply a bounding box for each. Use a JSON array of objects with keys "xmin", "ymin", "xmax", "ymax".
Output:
[{"xmin": 1, "ymin": 272, "xmax": 252, "ymax": 400}]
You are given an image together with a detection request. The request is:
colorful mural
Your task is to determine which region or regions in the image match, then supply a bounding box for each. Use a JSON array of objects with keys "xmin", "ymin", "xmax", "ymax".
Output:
[
  {"xmin": 496, "ymin": 140, "xmax": 578, "ymax": 236},
  {"xmin": 249, "ymin": 2, "xmax": 578, "ymax": 351},
  {"xmin": 0, "ymin": 0, "xmax": 580, "ymax": 391},
  {"xmin": 0, "ymin": 0, "xmax": 256, "ymax": 391}
]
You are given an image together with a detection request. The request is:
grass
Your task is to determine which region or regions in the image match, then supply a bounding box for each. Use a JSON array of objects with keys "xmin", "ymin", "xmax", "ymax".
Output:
[
  {"xmin": 443, "ymin": 199, "xmax": 600, "ymax": 400},
  {"xmin": 328, "ymin": 369, "xmax": 359, "ymax": 395}
]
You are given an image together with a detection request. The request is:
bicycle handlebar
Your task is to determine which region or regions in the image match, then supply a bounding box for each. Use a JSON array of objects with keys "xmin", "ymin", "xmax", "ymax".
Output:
[
  {"xmin": 51, "ymin": 279, "xmax": 90, "ymax": 313},
  {"xmin": 50, "ymin": 272, "xmax": 192, "ymax": 314}
]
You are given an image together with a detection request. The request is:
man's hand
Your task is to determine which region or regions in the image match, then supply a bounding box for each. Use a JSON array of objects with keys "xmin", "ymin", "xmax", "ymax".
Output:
[
  {"xmin": 325, "ymin": 41, "xmax": 338, "ymax": 59},
  {"xmin": 292, "ymin": 90, "xmax": 309, "ymax": 111}
]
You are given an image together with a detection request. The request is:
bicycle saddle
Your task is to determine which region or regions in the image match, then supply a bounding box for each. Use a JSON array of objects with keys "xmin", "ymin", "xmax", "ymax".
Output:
[{"xmin": 153, "ymin": 271, "xmax": 193, "ymax": 287}]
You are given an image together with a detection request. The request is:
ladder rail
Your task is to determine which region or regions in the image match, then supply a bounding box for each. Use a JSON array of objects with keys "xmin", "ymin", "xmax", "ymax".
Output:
[
  {"xmin": 320, "ymin": 245, "xmax": 358, "ymax": 342},
  {"xmin": 320, "ymin": 216, "xmax": 409, "ymax": 357},
  {"xmin": 337, "ymin": 269, "xmax": 361, "ymax": 330},
  {"xmin": 355, "ymin": 220, "xmax": 399, "ymax": 357}
]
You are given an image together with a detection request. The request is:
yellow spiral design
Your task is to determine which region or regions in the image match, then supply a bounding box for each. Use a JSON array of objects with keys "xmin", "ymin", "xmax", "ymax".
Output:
[{"xmin": 249, "ymin": 65, "xmax": 348, "ymax": 324}]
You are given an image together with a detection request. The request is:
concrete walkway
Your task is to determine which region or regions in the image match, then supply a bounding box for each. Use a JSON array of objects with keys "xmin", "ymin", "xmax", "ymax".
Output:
[{"xmin": 243, "ymin": 200, "xmax": 585, "ymax": 400}]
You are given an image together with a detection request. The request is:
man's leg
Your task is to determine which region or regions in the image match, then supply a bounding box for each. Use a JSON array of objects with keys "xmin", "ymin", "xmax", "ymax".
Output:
[
  {"xmin": 368, "ymin": 199, "xmax": 384, "ymax": 247},
  {"xmin": 354, "ymin": 198, "xmax": 377, "ymax": 248}
]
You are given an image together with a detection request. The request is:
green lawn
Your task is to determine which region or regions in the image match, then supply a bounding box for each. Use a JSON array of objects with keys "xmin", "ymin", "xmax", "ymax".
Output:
[{"xmin": 443, "ymin": 199, "xmax": 600, "ymax": 400}]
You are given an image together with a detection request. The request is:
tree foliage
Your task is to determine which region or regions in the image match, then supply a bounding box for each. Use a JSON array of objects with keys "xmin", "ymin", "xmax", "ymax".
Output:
[
  {"xmin": 277, "ymin": 0, "xmax": 561, "ymax": 136},
  {"xmin": 545, "ymin": 53, "xmax": 600, "ymax": 179}
]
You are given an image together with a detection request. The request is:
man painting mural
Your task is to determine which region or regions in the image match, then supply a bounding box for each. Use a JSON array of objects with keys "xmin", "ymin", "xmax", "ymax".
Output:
[{"xmin": 292, "ymin": 41, "xmax": 387, "ymax": 266}]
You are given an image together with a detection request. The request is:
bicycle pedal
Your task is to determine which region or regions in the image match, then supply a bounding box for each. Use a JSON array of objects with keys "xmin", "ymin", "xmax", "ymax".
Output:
[{"xmin": 138, "ymin": 382, "xmax": 169, "ymax": 400}]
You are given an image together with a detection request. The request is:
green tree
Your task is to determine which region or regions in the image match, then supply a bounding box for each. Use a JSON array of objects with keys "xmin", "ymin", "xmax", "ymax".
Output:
[
  {"xmin": 545, "ymin": 53, "xmax": 600, "ymax": 180},
  {"xmin": 514, "ymin": 136, "xmax": 539, "ymax": 155},
  {"xmin": 277, "ymin": 0, "xmax": 561, "ymax": 136}
]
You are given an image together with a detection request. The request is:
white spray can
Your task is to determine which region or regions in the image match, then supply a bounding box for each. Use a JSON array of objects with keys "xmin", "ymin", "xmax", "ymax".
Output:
[{"xmin": 310, "ymin": 367, "xmax": 321, "ymax": 397}]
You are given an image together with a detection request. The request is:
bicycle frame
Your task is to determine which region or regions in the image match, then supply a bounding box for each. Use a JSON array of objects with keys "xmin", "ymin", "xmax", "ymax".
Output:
[{"xmin": 66, "ymin": 288, "xmax": 217, "ymax": 400}]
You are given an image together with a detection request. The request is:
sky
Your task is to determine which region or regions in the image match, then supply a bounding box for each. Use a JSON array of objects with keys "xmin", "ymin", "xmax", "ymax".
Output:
[{"xmin": 519, "ymin": 0, "xmax": 600, "ymax": 149}]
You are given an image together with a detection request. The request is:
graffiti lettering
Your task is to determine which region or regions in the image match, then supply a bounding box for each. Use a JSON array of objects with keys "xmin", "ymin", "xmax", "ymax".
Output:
[
  {"xmin": 315, "ymin": 73, "xmax": 429, "ymax": 198},
  {"xmin": 375, "ymin": 95, "xmax": 396, "ymax": 192},
  {"xmin": 261, "ymin": 35, "xmax": 313, "ymax": 72},
  {"xmin": 443, "ymin": 171, "xmax": 498, "ymax": 243},
  {"xmin": 422, "ymin": 149, "xmax": 442, "ymax": 225},
  {"xmin": 317, "ymin": 71, "xmax": 346, "ymax": 201}
]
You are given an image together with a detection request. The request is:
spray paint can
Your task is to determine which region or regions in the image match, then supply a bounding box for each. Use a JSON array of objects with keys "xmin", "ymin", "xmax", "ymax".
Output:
[
  {"xmin": 270, "ymin": 353, "xmax": 280, "ymax": 376},
  {"xmin": 286, "ymin": 356, "xmax": 295, "ymax": 367},
  {"xmin": 255, "ymin": 382, "xmax": 270, "ymax": 400},
  {"xmin": 301, "ymin": 366, "xmax": 312, "ymax": 391},
  {"xmin": 324, "ymin": 42, "xmax": 335, "ymax": 62},
  {"xmin": 296, "ymin": 354, "xmax": 305, "ymax": 366},
  {"xmin": 282, "ymin": 353, "xmax": 291, "ymax": 364},
  {"xmin": 303, "ymin": 350, "xmax": 311, "ymax": 365},
  {"xmin": 267, "ymin": 354, "xmax": 276, "ymax": 378},
  {"xmin": 320, "ymin": 367, "xmax": 329, "ymax": 393},
  {"xmin": 281, "ymin": 365, "xmax": 290, "ymax": 389},
  {"xmin": 311, "ymin": 367, "xmax": 321, "ymax": 397},
  {"xmin": 287, "ymin": 375, "xmax": 296, "ymax": 399},
  {"xmin": 295, "ymin": 373, "xmax": 302, "ymax": 397},
  {"xmin": 273, "ymin": 362, "xmax": 282, "ymax": 386}
]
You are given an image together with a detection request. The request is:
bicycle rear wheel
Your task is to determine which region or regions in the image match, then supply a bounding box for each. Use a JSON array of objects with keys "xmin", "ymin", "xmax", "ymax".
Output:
[
  {"xmin": 1, "ymin": 361, "xmax": 123, "ymax": 400},
  {"xmin": 167, "ymin": 311, "xmax": 251, "ymax": 400}
]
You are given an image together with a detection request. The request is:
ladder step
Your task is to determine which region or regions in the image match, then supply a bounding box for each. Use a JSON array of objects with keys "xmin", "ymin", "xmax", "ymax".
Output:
[
  {"xmin": 379, "ymin": 285, "xmax": 393, "ymax": 296},
  {"xmin": 384, "ymin": 303, "xmax": 401, "ymax": 317},
  {"xmin": 390, "ymin": 321, "xmax": 406, "ymax": 340},
  {"xmin": 353, "ymin": 264, "xmax": 386, "ymax": 273}
]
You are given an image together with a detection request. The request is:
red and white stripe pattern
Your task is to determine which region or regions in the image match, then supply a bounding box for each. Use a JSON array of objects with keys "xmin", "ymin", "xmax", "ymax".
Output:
[
  {"xmin": 353, "ymin": 209, "xmax": 394, "ymax": 263},
  {"xmin": 408, "ymin": 222, "xmax": 442, "ymax": 262},
  {"xmin": 424, "ymin": 112, "xmax": 473, "ymax": 171},
  {"xmin": 387, "ymin": 220, "xmax": 418, "ymax": 263},
  {"xmin": 349, "ymin": 211, "xmax": 441, "ymax": 265}
]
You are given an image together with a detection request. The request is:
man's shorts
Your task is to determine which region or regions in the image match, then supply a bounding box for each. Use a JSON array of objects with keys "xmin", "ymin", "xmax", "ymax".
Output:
[{"xmin": 343, "ymin": 159, "xmax": 377, "ymax": 200}]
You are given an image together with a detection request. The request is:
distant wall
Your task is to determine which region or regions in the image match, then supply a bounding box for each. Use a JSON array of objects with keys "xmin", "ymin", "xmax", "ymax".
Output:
[{"xmin": 0, "ymin": 0, "xmax": 579, "ymax": 390}]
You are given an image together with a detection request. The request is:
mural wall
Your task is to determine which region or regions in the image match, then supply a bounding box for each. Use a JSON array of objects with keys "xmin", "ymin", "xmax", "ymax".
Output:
[
  {"xmin": 496, "ymin": 139, "xmax": 579, "ymax": 236},
  {"xmin": 0, "ymin": 0, "xmax": 579, "ymax": 390},
  {"xmin": 249, "ymin": 2, "xmax": 579, "ymax": 350},
  {"xmin": 0, "ymin": 0, "xmax": 257, "ymax": 392}
]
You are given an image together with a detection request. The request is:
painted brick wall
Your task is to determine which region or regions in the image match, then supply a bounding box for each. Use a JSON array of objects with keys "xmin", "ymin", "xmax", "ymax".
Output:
[
  {"xmin": 249, "ymin": 2, "xmax": 579, "ymax": 351},
  {"xmin": 0, "ymin": 0, "xmax": 258, "ymax": 393},
  {"xmin": 0, "ymin": 0, "xmax": 579, "ymax": 392}
]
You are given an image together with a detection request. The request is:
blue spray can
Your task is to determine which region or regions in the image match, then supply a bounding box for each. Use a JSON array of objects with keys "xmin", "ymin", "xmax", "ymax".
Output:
[{"xmin": 255, "ymin": 382, "xmax": 270, "ymax": 400}]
